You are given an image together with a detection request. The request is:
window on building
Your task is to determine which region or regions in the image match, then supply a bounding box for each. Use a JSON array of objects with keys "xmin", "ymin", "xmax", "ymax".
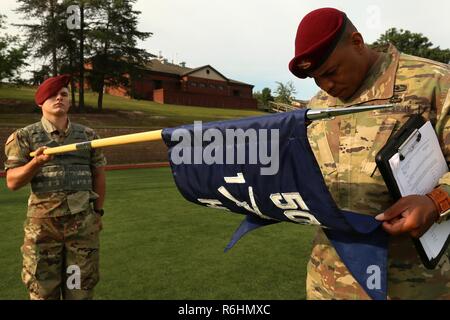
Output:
[
  {"xmin": 209, "ymin": 83, "xmax": 216, "ymax": 89},
  {"xmin": 190, "ymin": 81, "xmax": 197, "ymax": 87},
  {"xmin": 199, "ymin": 83, "xmax": 206, "ymax": 88},
  {"xmin": 206, "ymin": 69, "xmax": 210, "ymax": 75},
  {"xmin": 218, "ymin": 85, "xmax": 224, "ymax": 90},
  {"xmin": 233, "ymin": 89, "xmax": 240, "ymax": 97}
]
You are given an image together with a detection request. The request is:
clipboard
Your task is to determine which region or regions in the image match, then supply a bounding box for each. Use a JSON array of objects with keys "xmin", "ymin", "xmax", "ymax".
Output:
[{"xmin": 375, "ymin": 114, "xmax": 450, "ymax": 269}]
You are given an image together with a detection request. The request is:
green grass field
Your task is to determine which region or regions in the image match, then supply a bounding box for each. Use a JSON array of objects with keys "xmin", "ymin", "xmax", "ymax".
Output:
[
  {"xmin": 0, "ymin": 85, "xmax": 265, "ymax": 128},
  {"xmin": 0, "ymin": 167, "xmax": 316, "ymax": 300}
]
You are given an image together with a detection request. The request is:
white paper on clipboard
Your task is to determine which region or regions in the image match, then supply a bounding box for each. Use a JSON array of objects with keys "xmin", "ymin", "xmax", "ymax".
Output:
[{"xmin": 388, "ymin": 121, "xmax": 450, "ymax": 260}]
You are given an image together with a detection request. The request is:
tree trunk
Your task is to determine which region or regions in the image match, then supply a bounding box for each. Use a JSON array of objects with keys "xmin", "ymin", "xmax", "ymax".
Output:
[
  {"xmin": 97, "ymin": 25, "xmax": 110, "ymax": 112},
  {"xmin": 70, "ymin": 78, "xmax": 77, "ymax": 110},
  {"xmin": 69, "ymin": 53, "xmax": 77, "ymax": 110},
  {"xmin": 67, "ymin": 40, "xmax": 77, "ymax": 110},
  {"xmin": 97, "ymin": 74, "xmax": 104, "ymax": 112},
  {"xmin": 52, "ymin": 50, "xmax": 57, "ymax": 76},
  {"xmin": 78, "ymin": 3, "xmax": 85, "ymax": 111},
  {"xmin": 50, "ymin": 0, "xmax": 57, "ymax": 76}
]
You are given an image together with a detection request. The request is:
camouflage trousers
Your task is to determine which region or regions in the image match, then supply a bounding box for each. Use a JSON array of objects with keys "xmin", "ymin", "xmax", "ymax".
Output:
[
  {"xmin": 21, "ymin": 208, "xmax": 102, "ymax": 300},
  {"xmin": 306, "ymin": 229, "xmax": 450, "ymax": 300}
]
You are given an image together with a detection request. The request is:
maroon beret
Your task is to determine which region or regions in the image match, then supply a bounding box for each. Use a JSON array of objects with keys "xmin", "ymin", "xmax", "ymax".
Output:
[
  {"xmin": 289, "ymin": 8, "xmax": 347, "ymax": 79},
  {"xmin": 35, "ymin": 74, "xmax": 71, "ymax": 105}
]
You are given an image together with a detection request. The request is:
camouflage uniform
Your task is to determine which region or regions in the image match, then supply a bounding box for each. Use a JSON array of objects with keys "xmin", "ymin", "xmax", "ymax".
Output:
[
  {"xmin": 4, "ymin": 117, "xmax": 106, "ymax": 300},
  {"xmin": 306, "ymin": 44, "xmax": 450, "ymax": 300}
]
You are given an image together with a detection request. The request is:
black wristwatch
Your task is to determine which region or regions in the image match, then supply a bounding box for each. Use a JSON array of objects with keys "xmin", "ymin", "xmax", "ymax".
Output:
[{"xmin": 94, "ymin": 208, "xmax": 105, "ymax": 216}]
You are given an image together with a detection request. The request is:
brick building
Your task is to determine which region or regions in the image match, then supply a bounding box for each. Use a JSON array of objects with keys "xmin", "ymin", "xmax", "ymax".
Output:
[{"xmin": 105, "ymin": 59, "xmax": 258, "ymax": 109}]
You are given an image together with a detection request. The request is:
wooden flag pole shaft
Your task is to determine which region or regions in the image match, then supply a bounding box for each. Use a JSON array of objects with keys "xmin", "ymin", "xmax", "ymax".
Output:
[
  {"xmin": 29, "ymin": 129, "xmax": 163, "ymax": 157},
  {"xmin": 29, "ymin": 104, "xmax": 394, "ymax": 157}
]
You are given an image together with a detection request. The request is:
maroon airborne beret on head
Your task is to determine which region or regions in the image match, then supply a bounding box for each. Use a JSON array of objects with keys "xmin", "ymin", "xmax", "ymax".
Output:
[
  {"xmin": 34, "ymin": 74, "xmax": 71, "ymax": 105},
  {"xmin": 289, "ymin": 8, "xmax": 347, "ymax": 79}
]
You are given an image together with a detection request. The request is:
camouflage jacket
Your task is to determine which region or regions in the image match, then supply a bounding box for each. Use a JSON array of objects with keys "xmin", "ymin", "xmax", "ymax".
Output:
[
  {"xmin": 4, "ymin": 117, "xmax": 107, "ymax": 218},
  {"xmin": 306, "ymin": 44, "xmax": 450, "ymax": 299}
]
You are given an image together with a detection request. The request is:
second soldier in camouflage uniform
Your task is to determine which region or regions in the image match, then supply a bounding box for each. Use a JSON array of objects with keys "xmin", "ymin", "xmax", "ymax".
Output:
[
  {"xmin": 289, "ymin": 8, "xmax": 450, "ymax": 299},
  {"xmin": 4, "ymin": 75, "xmax": 107, "ymax": 300}
]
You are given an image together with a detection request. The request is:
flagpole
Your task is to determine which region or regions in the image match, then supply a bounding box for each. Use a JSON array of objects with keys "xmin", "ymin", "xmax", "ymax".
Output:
[
  {"xmin": 29, "ymin": 104, "xmax": 394, "ymax": 157},
  {"xmin": 30, "ymin": 129, "xmax": 163, "ymax": 157}
]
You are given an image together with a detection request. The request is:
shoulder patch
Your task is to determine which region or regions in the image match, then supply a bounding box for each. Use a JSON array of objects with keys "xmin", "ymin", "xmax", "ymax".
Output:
[{"xmin": 5, "ymin": 133, "xmax": 16, "ymax": 145}]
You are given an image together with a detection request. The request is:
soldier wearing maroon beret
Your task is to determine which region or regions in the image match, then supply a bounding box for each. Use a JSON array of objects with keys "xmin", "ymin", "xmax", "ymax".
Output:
[
  {"xmin": 289, "ymin": 8, "xmax": 450, "ymax": 299},
  {"xmin": 4, "ymin": 74, "xmax": 107, "ymax": 299}
]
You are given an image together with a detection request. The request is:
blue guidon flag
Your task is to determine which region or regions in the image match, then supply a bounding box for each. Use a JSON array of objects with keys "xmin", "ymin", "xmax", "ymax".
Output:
[{"xmin": 161, "ymin": 108, "xmax": 389, "ymax": 300}]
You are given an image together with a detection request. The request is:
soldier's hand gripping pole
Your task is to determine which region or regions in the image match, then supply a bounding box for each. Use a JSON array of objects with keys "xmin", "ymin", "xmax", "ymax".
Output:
[{"xmin": 29, "ymin": 104, "xmax": 394, "ymax": 157}]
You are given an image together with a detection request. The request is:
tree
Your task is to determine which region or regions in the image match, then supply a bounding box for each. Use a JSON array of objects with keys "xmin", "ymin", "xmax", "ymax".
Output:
[
  {"xmin": 371, "ymin": 28, "xmax": 450, "ymax": 64},
  {"xmin": 31, "ymin": 64, "xmax": 52, "ymax": 85},
  {"xmin": 14, "ymin": 0, "xmax": 152, "ymax": 112},
  {"xmin": 62, "ymin": 0, "xmax": 102, "ymax": 112},
  {"xmin": 86, "ymin": 0, "xmax": 152, "ymax": 111},
  {"xmin": 52, "ymin": 0, "xmax": 82, "ymax": 109},
  {"xmin": 0, "ymin": 15, "xmax": 28, "ymax": 82},
  {"xmin": 261, "ymin": 87, "xmax": 274, "ymax": 105},
  {"xmin": 78, "ymin": 1, "xmax": 86, "ymax": 111},
  {"xmin": 274, "ymin": 81, "xmax": 297, "ymax": 104},
  {"xmin": 15, "ymin": 0, "xmax": 95, "ymax": 110},
  {"xmin": 253, "ymin": 90, "xmax": 262, "ymax": 104},
  {"xmin": 254, "ymin": 87, "xmax": 274, "ymax": 108},
  {"xmin": 15, "ymin": 0, "xmax": 64, "ymax": 77}
]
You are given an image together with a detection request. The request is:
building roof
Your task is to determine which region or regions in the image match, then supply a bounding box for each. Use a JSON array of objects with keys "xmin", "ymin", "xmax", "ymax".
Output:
[
  {"xmin": 144, "ymin": 59, "xmax": 253, "ymax": 86},
  {"xmin": 145, "ymin": 59, "xmax": 192, "ymax": 75},
  {"xmin": 181, "ymin": 65, "xmax": 228, "ymax": 80}
]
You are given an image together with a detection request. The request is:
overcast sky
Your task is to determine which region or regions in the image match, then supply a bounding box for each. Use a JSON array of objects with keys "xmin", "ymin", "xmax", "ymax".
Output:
[{"xmin": 2, "ymin": 0, "xmax": 450, "ymax": 100}]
